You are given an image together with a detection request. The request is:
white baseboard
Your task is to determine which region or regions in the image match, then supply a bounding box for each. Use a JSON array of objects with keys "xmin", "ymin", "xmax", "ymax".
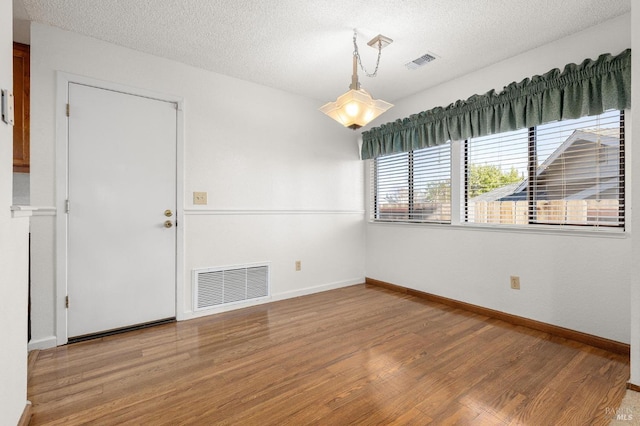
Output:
[
  {"xmin": 270, "ymin": 277, "xmax": 363, "ymax": 301},
  {"xmin": 180, "ymin": 277, "xmax": 364, "ymax": 321},
  {"xmin": 36, "ymin": 279, "xmax": 366, "ymax": 340},
  {"xmin": 28, "ymin": 336, "xmax": 57, "ymax": 350}
]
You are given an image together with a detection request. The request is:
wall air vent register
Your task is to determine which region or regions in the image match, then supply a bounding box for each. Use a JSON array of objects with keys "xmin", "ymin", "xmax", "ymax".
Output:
[{"xmin": 193, "ymin": 263, "xmax": 270, "ymax": 311}]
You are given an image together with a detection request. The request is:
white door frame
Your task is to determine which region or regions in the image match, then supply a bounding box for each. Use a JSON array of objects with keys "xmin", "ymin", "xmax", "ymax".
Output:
[{"xmin": 55, "ymin": 72, "xmax": 185, "ymax": 345}]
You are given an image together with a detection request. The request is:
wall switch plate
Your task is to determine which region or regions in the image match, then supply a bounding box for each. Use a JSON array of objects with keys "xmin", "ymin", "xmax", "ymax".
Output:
[
  {"xmin": 193, "ymin": 192, "xmax": 207, "ymax": 205},
  {"xmin": 1, "ymin": 89, "xmax": 14, "ymax": 125},
  {"xmin": 510, "ymin": 275, "xmax": 520, "ymax": 290},
  {"xmin": 295, "ymin": 260, "xmax": 301, "ymax": 271}
]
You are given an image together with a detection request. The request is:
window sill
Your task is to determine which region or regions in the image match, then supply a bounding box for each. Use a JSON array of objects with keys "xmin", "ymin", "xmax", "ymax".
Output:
[{"xmin": 368, "ymin": 219, "xmax": 627, "ymax": 239}]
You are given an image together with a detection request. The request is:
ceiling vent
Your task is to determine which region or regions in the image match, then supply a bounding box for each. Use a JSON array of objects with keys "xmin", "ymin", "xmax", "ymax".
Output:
[{"xmin": 405, "ymin": 53, "xmax": 437, "ymax": 70}]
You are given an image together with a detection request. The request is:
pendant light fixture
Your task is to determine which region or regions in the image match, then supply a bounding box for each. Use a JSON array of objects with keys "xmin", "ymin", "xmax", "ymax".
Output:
[{"xmin": 320, "ymin": 30, "xmax": 393, "ymax": 130}]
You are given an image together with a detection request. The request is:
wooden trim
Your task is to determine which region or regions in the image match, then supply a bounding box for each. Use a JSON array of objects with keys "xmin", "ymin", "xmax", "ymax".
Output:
[
  {"xmin": 17, "ymin": 401, "xmax": 31, "ymax": 426},
  {"xmin": 627, "ymin": 382, "xmax": 640, "ymax": 392},
  {"xmin": 13, "ymin": 42, "xmax": 30, "ymax": 173},
  {"xmin": 27, "ymin": 350, "xmax": 40, "ymax": 382},
  {"xmin": 365, "ymin": 277, "xmax": 630, "ymax": 356}
]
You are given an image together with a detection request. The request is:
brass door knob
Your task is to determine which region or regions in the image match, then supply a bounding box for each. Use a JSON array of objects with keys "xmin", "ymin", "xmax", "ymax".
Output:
[
  {"xmin": 164, "ymin": 220, "xmax": 173, "ymax": 228},
  {"xmin": 164, "ymin": 209, "xmax": 173, "ymax": 217}
]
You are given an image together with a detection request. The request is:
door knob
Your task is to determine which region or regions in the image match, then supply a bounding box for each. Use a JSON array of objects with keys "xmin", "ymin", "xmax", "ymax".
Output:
[
  {"xmin": 164, "ymin": 220, "xmax": 173, "ymax": 228},
  {"xmin": 164, "ymin": 209, "xmax": 173, "ymax": 217}
]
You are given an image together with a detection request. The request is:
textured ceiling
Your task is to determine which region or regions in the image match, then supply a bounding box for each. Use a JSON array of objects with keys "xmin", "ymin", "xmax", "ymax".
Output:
[{"xmin": 13, "ymin": 0, "xmax": 631, "ymax": 103}]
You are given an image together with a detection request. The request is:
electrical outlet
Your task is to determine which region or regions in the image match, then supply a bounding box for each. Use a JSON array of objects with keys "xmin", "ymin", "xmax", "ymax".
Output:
[
  {"xmin": 510, "ymin": 275, "xmax": 520, "ymax": 290},
  {"xmin": 193, "ymin": 192, "xmax": 207, "ymax": 205},
  {"xmin": 295, "ymin": 260, "xmax": 301, "ymax": 271}
]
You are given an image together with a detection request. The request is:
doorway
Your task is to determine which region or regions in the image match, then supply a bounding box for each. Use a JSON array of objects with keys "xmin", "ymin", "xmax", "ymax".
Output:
[{"xmin": 56, "ymin": 77, "xmax": 183, "ymax": 342}]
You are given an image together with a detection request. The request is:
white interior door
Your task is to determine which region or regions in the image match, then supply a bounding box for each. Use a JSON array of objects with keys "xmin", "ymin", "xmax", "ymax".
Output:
[{"xmin": 67, "ymin": 83, "xmax": 177, "ymax": 338}]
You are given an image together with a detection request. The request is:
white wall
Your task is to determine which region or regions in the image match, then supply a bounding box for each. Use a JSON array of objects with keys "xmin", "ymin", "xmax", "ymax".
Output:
[
  {"xmin": 27, "ymin": 11, "xmax": 635, "ymax": 354},
  {"xmin": 630, "ymin": 4, "xmax": 640, "ymax": 385},
  {"xmin": 13, "ymin": 172, "xmax": 29, "ymax": 205},
  {"xmin": 366, "ymin": 14, "xmax": 632, "ymax": 343},
  {"xmin": 29, "ymin": 23, "xmax": 365, "ymax": 347},
  {"xmin": 0, "ymin": 1, "xmax": 30, "ymax": 424}
]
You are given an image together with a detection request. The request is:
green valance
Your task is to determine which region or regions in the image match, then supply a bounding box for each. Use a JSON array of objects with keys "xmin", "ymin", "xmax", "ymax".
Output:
[{"xmin": 361, "ymin": 49, "xmax": 631, "ymax": 160}]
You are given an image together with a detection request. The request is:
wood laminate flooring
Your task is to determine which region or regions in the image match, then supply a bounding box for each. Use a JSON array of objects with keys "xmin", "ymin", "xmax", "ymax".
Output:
[{"xmin": 28, "ymin": 284, "xmax": 629, "ymax": 425}]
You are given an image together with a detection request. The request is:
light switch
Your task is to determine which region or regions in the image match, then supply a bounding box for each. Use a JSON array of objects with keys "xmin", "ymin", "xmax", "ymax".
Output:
[{"xmin": 193, "ymin": 192, "xmax": 207, "ymax": 205}]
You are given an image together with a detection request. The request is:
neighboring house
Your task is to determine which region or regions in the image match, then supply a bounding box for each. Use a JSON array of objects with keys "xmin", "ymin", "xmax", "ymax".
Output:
[{"xmin": 469, "ymin": 129, "xmax": 621, "ymax": 225}]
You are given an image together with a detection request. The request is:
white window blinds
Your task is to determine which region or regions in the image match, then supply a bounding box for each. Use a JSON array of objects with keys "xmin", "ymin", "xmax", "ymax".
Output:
[
  {"xmin": 373, "ymin": 144, "xmax": 451, "ymax": 223},
  {"xmin": 465, "ymin": 110, "xmax": 624, "ymax": 228}
]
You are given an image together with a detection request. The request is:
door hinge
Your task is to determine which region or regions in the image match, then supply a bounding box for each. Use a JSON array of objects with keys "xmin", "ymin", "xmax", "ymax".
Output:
[
  {"xmin": 65, "ymin": 295, "xmax": 69, "ymax": 309},
  {"xmin": 65, "ymin": 199, "xmax": 70, "ymax": 213},
  {"xmin": 66, "ymin": 103, "xmax": 70, "ymax": 117}
]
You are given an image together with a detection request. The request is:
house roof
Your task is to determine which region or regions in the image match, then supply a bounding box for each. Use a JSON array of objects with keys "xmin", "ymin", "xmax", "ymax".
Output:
[
  {"xmin": 533, "ymin": 129, "xmax": 618, "ymax": 177},
  {"xmin": 565, "ymin": 178, "xmax": 619, "ymax": 200},
  {"xmin": 469, "ymin": 128, "xmax": 620, "ymax": 203},
  {"xmin": 510, "ymin": 129, "xmax": 619, "ymax": 195},
  {"xmin": 468, "ymin": 182, "xmax": 523, "ymax": 203}
]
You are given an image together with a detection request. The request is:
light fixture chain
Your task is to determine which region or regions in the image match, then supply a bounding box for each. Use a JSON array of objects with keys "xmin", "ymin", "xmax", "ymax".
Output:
[{"xmin": 353, "ymin": 30, "xmax": 382, "ymax": 78}]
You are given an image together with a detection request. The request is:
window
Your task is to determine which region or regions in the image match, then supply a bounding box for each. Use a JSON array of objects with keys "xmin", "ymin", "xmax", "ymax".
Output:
[
  {"xmin": 373, "ymin": 144, "xmax": 451, "ymax": 223},
  {"xmin": 372, "ymin": 110, "xmax": 624, "ymax": 229},
  {"xmin": 465, "ymin": 110, "xmax": 624, "ymax": 227}
]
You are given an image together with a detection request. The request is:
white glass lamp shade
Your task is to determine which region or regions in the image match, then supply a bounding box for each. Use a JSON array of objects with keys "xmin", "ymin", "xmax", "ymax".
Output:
[{"xmin": 320, "ymin": 88, "xmax": 393, "ymax": 130}]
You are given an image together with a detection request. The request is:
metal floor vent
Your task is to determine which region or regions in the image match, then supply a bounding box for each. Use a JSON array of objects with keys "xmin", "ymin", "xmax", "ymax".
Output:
[
  {"xmin": 193, "ymin": 263, "xmax": 270, "ymax": 311},
  {"xmin": 405, "ymin": 53, "xmax": 436, "ymax": 70}
]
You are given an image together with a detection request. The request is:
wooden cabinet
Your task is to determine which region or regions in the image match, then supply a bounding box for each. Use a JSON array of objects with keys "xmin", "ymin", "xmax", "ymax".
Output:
[{"xmin": 13, "ymin": 42, "xmax": 30, "ymax": 173}]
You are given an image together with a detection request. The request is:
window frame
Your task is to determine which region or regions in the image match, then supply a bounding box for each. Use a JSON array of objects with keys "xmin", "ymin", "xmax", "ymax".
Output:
[
  {"xmin": 372, "ymin": 144, "xmax": 452, "ymax": 224},
  {"xmin": 371, "ymin": 110, "xmax": 625, "ymax": 231},
  {"xmin": 464, "ymin": 110, "xmax": 624, "ymax": 229}
]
